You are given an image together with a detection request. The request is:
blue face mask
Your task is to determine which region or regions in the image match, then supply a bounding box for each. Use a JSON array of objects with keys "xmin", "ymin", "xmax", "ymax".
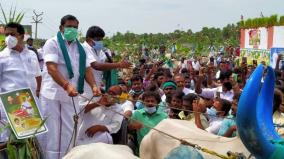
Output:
[
  {"xmin": 93, "ymin": 40, "xmax": 104, "ymax": 51},
  {"xmin": 135, "ymin": 100, "xmax": 144, "ymax": 110},
  {"xmin": 207, "ymin": 107, "xmax": 217, "ymax": 117},
  {"xmin": 144, "ymin": 106, "xmax": 157, "ymax": 114}
]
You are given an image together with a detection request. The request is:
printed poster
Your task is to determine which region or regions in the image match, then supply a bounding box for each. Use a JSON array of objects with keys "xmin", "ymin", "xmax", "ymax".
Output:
[
  {"xmin": 249, "ymin": 29, "xmax": 260, "ymax": 48},
  {"xmin": 0, "ymin": 88, "xmax": 47, "ymax": 139},
  {"xmin": 240, "ymin": 49, "xmax": 270, "ymax": 66}
]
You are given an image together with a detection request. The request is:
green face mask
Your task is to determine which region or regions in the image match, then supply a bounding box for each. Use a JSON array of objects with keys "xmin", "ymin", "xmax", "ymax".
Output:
[{"xmin": 63, "ymin": 27, "xmax": 78, "ymax": 41}]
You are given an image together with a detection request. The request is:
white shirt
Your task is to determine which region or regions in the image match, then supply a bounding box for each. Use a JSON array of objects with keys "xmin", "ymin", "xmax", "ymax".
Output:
[
  {"xmin": 78, "ymin": 103, "xmax": 124, "ymax": 140},
  {"xmin": 37, "ymin": 47, "xmax": 44, "ymax": 70},
  {"xmin": 206, "ymin": 117, "xmax": 223, "ymax": 134},
  {"xmin": 199, "ymin": 87, "xmax": 234, "ymax": 102},
  {"xmin": 82, "ymin": 42, "xmax": 107, "ymax": 88},
  {"xmin": 271, "ymin": 52, "xmax": 279, "ymax": 69},
  {"xmin": 161, "ymin": 94, "xmax": 166, "ymax": 102},
  {"xmin": 179, "ymin": 60, "xmax": 187, "ymax": 70},
  {"xmin": 192, "ymin": 60, "xmax": 201, "ymax": 71},
  {"xmin": 183, "ymin": 87, "xmax": 195, "ymax": 95},
  {"xmin": 41, "ymin": 36, "xmax": 92, "ymax": 101},
  {"xmin": 0, "ymin": 47, "xmax": 40, "ymax": 94},
  {"xmin": 121, "ymin": 100, "xmax": 134, "ymax": 113},
  {"xmin": 0, "ymin": 47, "xmax": 40, "ymax": 142}
]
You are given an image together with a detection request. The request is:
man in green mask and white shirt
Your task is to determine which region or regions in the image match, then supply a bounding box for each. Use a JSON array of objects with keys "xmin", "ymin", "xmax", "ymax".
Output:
[{"xmin": 40, "ymin": 15, "xmax": 100, "ymax": 159}]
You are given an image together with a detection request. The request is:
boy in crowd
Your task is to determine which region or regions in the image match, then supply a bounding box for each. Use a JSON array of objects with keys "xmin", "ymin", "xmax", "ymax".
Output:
[
  {"xmin": 273, "ymin": 88, "xmax": 284, "ymax": 138},
  {"xmin": 178, "ymin": 93, "xmax": 196, "ymax": 120},
  {"xmin": 128, "ymin": 91, "xmax": 167, "ymax": 146},
  {"xmin": 206, "ymin": 98, "xmax": 231, "ymax": 135},
  {"xmin": 168, "ymin": 90, "xmax": 184, "ymax": 119},
  {"xmin": 129, "ymin": 75, "xmax": 144, "ymax": 98},
  {"xmin": 218, "ymin": 93, "xmax": 240, "ymax": 137}
]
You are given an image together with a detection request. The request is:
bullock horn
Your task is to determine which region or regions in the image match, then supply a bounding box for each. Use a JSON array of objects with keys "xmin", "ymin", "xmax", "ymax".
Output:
[
  {"xmin": 255, "ymin": 66, "xmax": 281, "ymax": 158},
  {"xmin": 237, "ymin": 65, "xmax": 282, "ymax": 159},
  {"xmin": 236, "ymin": 65, "xmax": 264, "ymax": 158}
]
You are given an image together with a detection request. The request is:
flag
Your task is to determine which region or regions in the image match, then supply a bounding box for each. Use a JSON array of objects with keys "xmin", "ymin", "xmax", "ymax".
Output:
[{"xmin": 241, "ymin": 15, "xmax": 244, "ymax": 20}]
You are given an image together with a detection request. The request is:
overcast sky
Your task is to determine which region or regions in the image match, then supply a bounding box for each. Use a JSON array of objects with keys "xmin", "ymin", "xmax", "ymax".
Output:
[{"xmin": 1, "ymin": 0, "xmax": 284, "ymax": 39}]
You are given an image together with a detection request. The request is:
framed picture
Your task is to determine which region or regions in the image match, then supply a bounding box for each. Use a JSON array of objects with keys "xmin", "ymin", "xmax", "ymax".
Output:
[{"xmin": 0, "ymin": 88, "xmax": 47, "ymax": 139}]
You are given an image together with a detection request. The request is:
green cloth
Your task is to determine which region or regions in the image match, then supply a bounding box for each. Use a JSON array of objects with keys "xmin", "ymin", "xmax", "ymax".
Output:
[
  {"xmin": 162, "ymin": 81, "xmax": 177, "ymax": 90},
  {"xmin": 102, "ymin": 50, "xmax": 118, "ymax": 92},
  {"xmin": 269, "ymin": 139, "xmax": 284, "ymax": 159},
  {"xmin": 131, "ymin": 109, "xmax": 168, "ymax": 145},
  {"xmin": 57, "ymin": 32, "xmax": 86, "ymax": 94},
  {"xmin": 103, "ymin": 69, "xmax": 118, "ymax": 92},
  {"xmin": 166, "ymin": 59, "xmax": 173, "ymax": 68}
]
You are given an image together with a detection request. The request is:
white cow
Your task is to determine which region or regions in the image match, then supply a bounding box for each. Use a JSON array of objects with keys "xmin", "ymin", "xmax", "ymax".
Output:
[
  {"xmin": 140, "ymin": 119, "xmax": 251, "ymax": 159},
  {"xmin": 63, "ymin": 143, "xmax": 139, "ymax": 159}
]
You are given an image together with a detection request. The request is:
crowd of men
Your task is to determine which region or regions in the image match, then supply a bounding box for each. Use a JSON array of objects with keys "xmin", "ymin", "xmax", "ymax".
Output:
[{"xmin": 0, "ymin": 14, "xmax": 283, "ymax": 159}]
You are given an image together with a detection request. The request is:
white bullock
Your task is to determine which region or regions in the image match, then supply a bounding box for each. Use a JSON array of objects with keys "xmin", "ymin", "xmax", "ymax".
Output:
[
  {"xmin": 63, "ymin": 143, "xmax": 139, "ymax": 159},
  {"xmin": 140, "ymin": 119, "xmax": 251, "ymax": 159}
]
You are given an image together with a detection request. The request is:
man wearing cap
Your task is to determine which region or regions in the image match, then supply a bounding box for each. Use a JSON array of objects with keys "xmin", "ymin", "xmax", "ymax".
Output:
[{"xmin": 158, "ymin": 81, "xmax": 177, "ymax": 113}]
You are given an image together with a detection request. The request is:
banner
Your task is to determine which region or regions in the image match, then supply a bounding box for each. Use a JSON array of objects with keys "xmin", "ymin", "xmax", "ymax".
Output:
[
  {"xmin": 0, "ymin": 88, "xmax": 47, "ymax": 139},
  {"xmin": 240, "ymin": 49, "xmax": 270, "ymax": 66}
]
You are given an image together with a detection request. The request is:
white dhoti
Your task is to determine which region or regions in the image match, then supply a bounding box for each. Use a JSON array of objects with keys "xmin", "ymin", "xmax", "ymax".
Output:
[{"xmin": 39, "ymin": 96, "xmax": 79, "ymax": 159}]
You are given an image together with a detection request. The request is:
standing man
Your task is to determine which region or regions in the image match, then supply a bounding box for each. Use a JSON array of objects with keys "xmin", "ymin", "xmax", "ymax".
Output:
[
  {"xmin": 79, "ymin": 26, "xmax": 131, "ymax": 107},
  {"xmin": 174, "ymin": 74, "xmax": 195, "ymax": 95},
  {"xmin": 84, "ymin": 26, "xmax": 131, "ymax": 89},
  {"xmin": 40, "ymin": 15, "xmax": 100, "ymax": 159},
  {"xmin": 0, "ymin": 22, "xmax": 41, "ymax": 158},
  {"xmin": 26, "ymin": 37, "xmax": 39, "ymax": 59}
]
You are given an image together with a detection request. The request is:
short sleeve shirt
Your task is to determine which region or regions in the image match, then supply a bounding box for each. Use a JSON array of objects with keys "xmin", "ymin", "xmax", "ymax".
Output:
[
  {"xmin": 131, "ymin": 109, "xmax": 168, "ymax": 145},
  {"xmin": 41, "ymin": 36, "xmax": 92, "ymax": 101},
  {"xmin": 217, "ymin": 116, "xmax": 237, "ymax": 137}
]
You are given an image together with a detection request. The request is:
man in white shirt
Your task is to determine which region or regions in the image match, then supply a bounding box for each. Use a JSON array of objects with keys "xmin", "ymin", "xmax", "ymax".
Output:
[
  {"xmin": 79, "ymin": 26, "xmax": 131, "ymax": 109},
  {"xmin": 174, "ymin": 74, "xmax": 195, "ymax": 95},
  {"xmin": 37, "ymin": 41, "xmax": 45, "ymax": 71},
  {"xmin": 40, "ymin": 15, "xmax": 100, "ymax": 159},
  {"xmin": 196, "ymin": 70, "xmax": 234, "ymax": 102},
  {"xmin": 192, "ymin": 58, "xmax": 201, "ymax": 71},
  {"xmin": 0, "ymin": 22, "xmax": 41, "ymax": 158},
  {"xmin": 206, "ymin": 98, "xmax": 231, "ymax": 134},
  {"xmin": 215, "ymin": 61, "xmax": 228, "ymax": 80},
  {"xmin": 77, "ymin": 85, "xmax": 124, "ymax": 145}
]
